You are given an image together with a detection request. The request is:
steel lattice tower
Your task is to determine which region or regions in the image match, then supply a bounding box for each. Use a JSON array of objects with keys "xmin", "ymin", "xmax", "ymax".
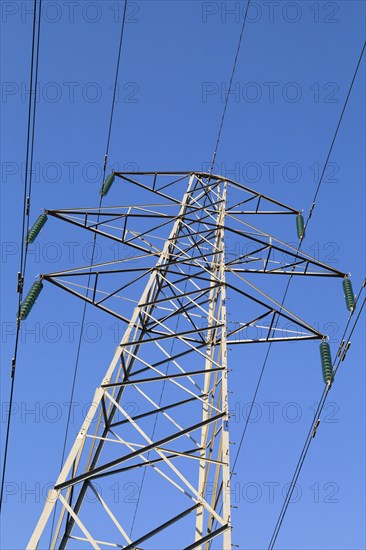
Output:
[{"xmin": 27, "ymin": 172, "xmax": 347, "ymax": 549}]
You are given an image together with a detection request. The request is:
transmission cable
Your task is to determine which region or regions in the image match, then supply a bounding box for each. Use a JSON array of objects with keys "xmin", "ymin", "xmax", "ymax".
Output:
[
  {"xmin": 208, "ymin": 38, "xmax": 366, "ymax": 544},
  {"xmin": 0, "ymin": 0, "xmax": 42, "ymax": 512},
  {"xmin": 268, "ymin": 281, "xmax": 366, "ymax": 549},
  {"xmin": 209, "ymin": 0, "xmax": 251, "ymax": 172},
  {"xmin": 48, "ymin": 0, "xmax": 128, "ymax": 544},
  {"xmin": 231, "ymin": 37, "xmax": 366, "ymax": 478},
  {"xmin": 305, "ymin": 40, "xmax": 366, "ymax": 227}
]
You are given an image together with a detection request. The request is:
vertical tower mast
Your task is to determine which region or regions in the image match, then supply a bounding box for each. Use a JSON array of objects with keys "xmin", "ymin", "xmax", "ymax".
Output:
[{"xmin": 195, "ymin": 179, "xmax": 231, "ymax": 547}]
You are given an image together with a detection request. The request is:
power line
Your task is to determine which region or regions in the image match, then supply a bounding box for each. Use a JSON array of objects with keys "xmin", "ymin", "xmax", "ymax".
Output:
[
  {"xmin": 249, "ymin": 39, "xmax": 366, "ymax": 548},
  {"xmin": 210, "ymin": 0, "xmax": 251, "ymax": 172},
  {"xmin": 23, "ymin": 0, "xmax": 43, "ymax": 280},
  {"xmin": 268, "ymin": 281, "xmax": 366, "ymax": 549},
  {"xmin": 0, "ymin": 0, "xmax": 42, "ymax": 512},
  {"xmin": 305, "ymin": 40, "xmax": 366, "ymax": 227},
  {"xmin": 232, "ymin": 37, "xmax": 366, "ymax": 475},
  {"xmin": 47, "ymin": 1, "xmax": 129, "ymax": 544},
  {"xmin": 209, "ymin": 37, "xmax": 366, "ymax": 544},
  {"xmin": 104, "ymin": 0, "xmax": 128, "ymax": 172}
]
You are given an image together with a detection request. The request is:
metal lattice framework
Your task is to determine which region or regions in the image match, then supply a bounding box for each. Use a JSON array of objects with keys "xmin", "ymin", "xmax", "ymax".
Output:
[{"xmin": 28, "ymin": 172, "xmax": 346, "ymax": 549}]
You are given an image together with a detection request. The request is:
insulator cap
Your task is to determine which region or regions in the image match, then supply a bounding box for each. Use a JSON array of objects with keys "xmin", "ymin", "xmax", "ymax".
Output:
[
  {"xmin": 296, "ymin": 213, "xmax": 305, "ymax": 239},
  {"xmin": 99, "ymin": 173, "xmax": 115, "ymax": 197},
  {"xmin": 343, "ymin": 278, "xmax": 356, "ymax": 312},
  {"xmin": 26, "ymin": 213, "xmax": 48, "ymax": 244},
  {"xmin": 319, "ymin": 341, "xmax": 332, "ymax": 384},
  {"xmin": 19, "ymin": 280, "xmax": 43, "ymax": 320}
]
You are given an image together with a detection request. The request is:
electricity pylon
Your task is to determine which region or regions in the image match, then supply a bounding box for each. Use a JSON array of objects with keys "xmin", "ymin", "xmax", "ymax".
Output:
[{"xmin": 27, "ymin": 172, "xmax": 347, "ymax": 549}]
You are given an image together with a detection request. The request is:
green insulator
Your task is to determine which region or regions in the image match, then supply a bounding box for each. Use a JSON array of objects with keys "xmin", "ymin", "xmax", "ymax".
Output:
[
  {"xmin": 26, "ymin": 213, "xmax": 48, "ymax": 243},
  {"xmin": 319, "ymin": 341, "xmax": 332, "ymax": 384},
  {"xmin": 343, "ymin": 278, "xmax": 356, "ymax": 312},
  {"xmin": 19, "ymin": 281, "xmax": 43, "ymax": 320},
  {"xmin": 99, "ymin": 173, "xmax": 115, "ymax": 197},
  {"xmin": 296, "ymin": 213, "xmax": 305, "ymax": 239}
]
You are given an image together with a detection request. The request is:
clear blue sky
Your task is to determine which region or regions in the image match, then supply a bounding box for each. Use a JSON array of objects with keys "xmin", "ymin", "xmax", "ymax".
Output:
[{"xmin": 1, "ymin": 1, "xmax": 365, "ymax": 549}]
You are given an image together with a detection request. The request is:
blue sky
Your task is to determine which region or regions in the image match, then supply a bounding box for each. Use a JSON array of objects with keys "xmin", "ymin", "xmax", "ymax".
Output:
[{"xmin": 1, "ymin": 1, "xmax": 365, "ymax": 549}]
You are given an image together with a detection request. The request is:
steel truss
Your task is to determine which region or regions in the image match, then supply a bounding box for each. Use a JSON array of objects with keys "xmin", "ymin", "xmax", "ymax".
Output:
[{"xmin": 28, "ymin": 172, "xmax": 346, "ymax": 549}]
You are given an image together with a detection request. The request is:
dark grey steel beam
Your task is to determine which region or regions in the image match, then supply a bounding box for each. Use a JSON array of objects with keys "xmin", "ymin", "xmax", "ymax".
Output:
[
  {"xmin": 55, "ymin": 412, "xmax": 226, "ymax": 490},
  {"xmin": 183, "ymin": 524, "xmax": 230, "ymax": 550},
  {"xmin": 123, "ymin": 504, "xmax": 201, "ymax": 550}
]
